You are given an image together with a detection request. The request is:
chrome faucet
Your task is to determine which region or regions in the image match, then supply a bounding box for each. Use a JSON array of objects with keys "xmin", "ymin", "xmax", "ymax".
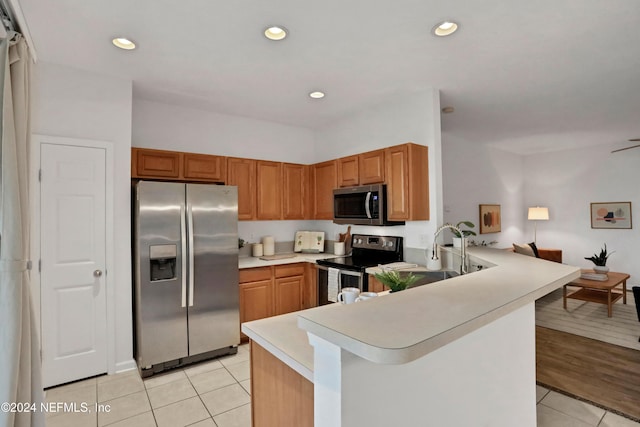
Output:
[{"xmin": 431, "ymin": 223, "xmax": 468, "ymax": 274}]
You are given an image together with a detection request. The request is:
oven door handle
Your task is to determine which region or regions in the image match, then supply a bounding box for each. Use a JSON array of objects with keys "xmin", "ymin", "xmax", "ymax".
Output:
[
  {"xmin": 365, "ymin": 191, "xmax": 372, "ymax": 219},
  {"xmin": 316, "ymin": 265, "xmax": 363, "ymax": 277}
]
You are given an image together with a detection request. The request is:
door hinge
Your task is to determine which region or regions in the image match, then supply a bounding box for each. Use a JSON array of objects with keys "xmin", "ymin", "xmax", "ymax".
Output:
[
  {"xmin": 38, "ymin": 259, "xmax": 41, "ymax": 273},
  {"xmin": 38, "ymin": 169, "xmax": 42, "ymax": 182}
]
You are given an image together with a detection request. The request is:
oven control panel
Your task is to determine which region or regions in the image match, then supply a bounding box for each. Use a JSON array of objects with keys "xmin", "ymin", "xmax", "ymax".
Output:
[{"xmin": 351, "ymin": 234, "xmax": 401, "ymax": 252}]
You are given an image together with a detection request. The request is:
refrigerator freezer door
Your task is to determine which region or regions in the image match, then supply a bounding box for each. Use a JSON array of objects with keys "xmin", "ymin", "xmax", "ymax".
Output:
[
  {"xmin": 186, "ymin": 184, "xmax": 240, "ymax": 355},
  {"xmin": 135, "ymin": 181, "xmax": 189, "ymax": 367}
]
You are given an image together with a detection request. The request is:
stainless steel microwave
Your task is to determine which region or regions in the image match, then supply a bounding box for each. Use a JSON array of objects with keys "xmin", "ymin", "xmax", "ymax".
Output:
[{"xmin": 333, "ymin": 184, "xmax": 404, "ymax": 226}]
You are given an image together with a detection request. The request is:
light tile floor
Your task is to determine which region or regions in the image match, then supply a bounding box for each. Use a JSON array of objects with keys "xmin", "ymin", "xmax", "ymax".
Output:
[{"xmin": 45, "ymin": 343, "xmax": 640, "ymax": 427}]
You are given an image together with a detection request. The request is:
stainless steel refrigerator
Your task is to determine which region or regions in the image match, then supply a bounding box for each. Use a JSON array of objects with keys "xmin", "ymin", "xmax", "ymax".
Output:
[{"xmin": 133, "ymin": 181, "xmax": 239, "ymax": 374}]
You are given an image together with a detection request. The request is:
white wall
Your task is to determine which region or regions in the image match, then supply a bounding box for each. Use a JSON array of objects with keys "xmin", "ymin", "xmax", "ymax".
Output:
[
  {"xmin": 132, "ymin": 98, "xmax": 315, "ymax": 164},
  {"xmin": 524, "ymin": 145, "xmax": 640, "ymax": 280},
  {"xmin": 443, "ymin": 134, "xmax": 640, "ymax": 282},
  {"xmin": 315, "ymin": 89, "xmax": 444, "ymax": 250},
  {"xmin": 134, "ymin": 91, "xmax": 443, "ymax": 254},
  {"xmin": 32, "ymin": 62, "xmax": 134, "ymax": 371},
  {"xmin": 442, "ymin": 134, "xmax": 526, "ymax": 247}
]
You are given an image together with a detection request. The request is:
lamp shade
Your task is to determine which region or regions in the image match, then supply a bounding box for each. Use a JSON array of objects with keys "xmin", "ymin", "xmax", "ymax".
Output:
[{"xmin": 528, "ymin": 207, "xmax": 549, "ymax": 221}]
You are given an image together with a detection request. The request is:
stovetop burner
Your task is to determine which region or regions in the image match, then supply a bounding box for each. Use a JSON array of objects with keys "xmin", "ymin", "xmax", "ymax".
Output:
[{"xmin": 316, "ymin": 234, "xmax": 403, "ymax": 272}]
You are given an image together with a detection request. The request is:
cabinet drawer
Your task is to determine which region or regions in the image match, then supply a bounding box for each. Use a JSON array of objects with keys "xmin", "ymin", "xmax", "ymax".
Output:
[
  {"xmin": 275, "ymin": 263, "xmax": 305, "ymax": 278},
  {"xmin": 239, "ymin": 267, "xmax": 272, "ymax": 283}
]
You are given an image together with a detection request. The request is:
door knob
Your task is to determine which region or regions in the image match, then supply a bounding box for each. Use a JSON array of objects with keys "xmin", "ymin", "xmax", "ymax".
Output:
[{"xmin": 94, "ymin": 269, "xmax": 103, "ymax": 278}]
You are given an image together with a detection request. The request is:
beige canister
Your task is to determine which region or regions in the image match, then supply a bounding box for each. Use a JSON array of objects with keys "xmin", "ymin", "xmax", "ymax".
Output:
[
  {"xmin": 262, "ymin": 236, "xmax": 275, "ymax": 256},
  {"xmin": 252, "ymin": 243, "xmax": 263, "ymax": 257}
]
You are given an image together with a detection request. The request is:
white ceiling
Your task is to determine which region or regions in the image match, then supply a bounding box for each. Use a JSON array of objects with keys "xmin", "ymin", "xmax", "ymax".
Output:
[{"xmin": 14, "ymin": 0, "xmax": 640, "ymax": 154}]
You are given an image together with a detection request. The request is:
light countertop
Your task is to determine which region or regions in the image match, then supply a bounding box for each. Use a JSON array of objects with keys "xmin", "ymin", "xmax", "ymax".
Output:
[
  {"xmin": 239, "ymin": 252, "xmax": 337, "ymax": 269},
  {"xmin": 241, "ymin": 247, "xmax": 580, "ymax": 380}
]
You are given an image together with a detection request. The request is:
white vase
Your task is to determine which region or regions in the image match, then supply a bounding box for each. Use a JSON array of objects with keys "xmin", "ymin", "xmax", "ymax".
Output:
[
  {"xmin": 593, "ymin": 266, "xmax": 609, "ymax": 274},
  {"xmin": 452, "ymin": 237, "xmax": 467, "ymax": 248}
]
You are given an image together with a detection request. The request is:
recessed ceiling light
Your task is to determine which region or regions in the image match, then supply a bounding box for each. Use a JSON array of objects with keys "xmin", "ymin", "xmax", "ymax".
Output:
[
  {"xmin": 309, "ymin": 91, "xmax": 325, "ymax": 99},
  {"xmin": 112, "ymin": 37, "xmax": 136, "ymax": 50},
  {"xmin": 433, "ymin": 21, "xmax": 459, "ymax": 37},
  {"xmin": 264, "ymin": 26, "xmax": 288, "ymax": 41},
  {"xmin": 441, "ymin": 106, "xmax": 455, "ymax": 114}
]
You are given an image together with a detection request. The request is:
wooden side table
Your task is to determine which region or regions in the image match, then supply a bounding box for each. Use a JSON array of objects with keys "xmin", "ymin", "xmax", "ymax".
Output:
[{"xmin": 563, "ymin": 271, "xmax": 629, "ymax": 317}]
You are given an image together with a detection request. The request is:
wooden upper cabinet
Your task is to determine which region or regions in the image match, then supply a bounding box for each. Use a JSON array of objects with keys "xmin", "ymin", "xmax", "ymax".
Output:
[
  {"xmin": 359, "ymin": 149, "xmax": 385, "ymax": 184},
  {"xmin": 183, "ymin": 153, "xmax": 226, "ymax": 182},
  {"xmin": 256, "ymin": 160, "xmax": 282, "ymax": 220},
  {"xmin": 337, "ymin": 155, "xmax": 359, "ymax": 187},
  {"xmin": 132, "ymin": 148, "xmax": 181, "ymax": 179},
  {"xmin": 282, "ymin": 163, "xmax": 307, "ymax": 220},
  {"xmin": 227, "ymin": 157, "xmax": 256, "ymax": 220},
  {"xmin": 385, "ymin": 143, "xmax": 429, "ymax": 221},
  {"xmin": 312, "ymin": 160, "xmax": 337, "ymax": 220}
]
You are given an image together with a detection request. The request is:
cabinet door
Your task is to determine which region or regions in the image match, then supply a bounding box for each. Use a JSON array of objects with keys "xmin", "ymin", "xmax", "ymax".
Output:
[
  {"xmin": 303, "ymin": 263, "xmax": 317, "ymax": 309},
  {"xmin": 337, "ymin": 155, "xmax": 359, "ymax": 187},
  {"xmin": 385, "ymin": 143, "xmax": 429, "ymax": 221},
  {"xmin": 133, "ymin": 148, "xmax": 181, "ymax": 179},
  {"xmin": 274, "ymin": 276, "xmax": 303, "ymax": 316},
  {"xmin": 239, "ymin": 279, "xmax": 273, "ymax": 340},
  {"xmin": 256, "ymin": 160, "xmax": 282, "ymax": 220},
  {"xmin": 359, "ymin": 149, "xmax": 385, "ymax": 184},
  {"xmin": 282, "ymin": 163, "xmax": 306, "ymax": 220},
  {"xmin": 385, "ymin": 145, "xmax": 410, "ymax": 220},
  {"xmin": 312, "ymin": 160, "xmax": 337, "ymax": 219},
  {"xmin": 227, "ymin": 158, "xmax": 256, "ymax": 220},
  {"xmin": 183, "ymin": 153, "xmax": 226, "ymax": 182},
  {"xmin": 367, "ymin": 275, "xmax": 389, "ymax": 293}
]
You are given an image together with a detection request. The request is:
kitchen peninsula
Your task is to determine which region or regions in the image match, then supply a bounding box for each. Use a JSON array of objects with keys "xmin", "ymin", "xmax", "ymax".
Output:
[{"xmin": 242, "ymin": 247, "xmax": 580, "ymax": 427}]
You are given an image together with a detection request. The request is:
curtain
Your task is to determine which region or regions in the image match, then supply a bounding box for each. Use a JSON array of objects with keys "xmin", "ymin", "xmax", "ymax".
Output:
[{"xmin": 0, "ymin": 34, "xmax": 44, "ymax": 427}]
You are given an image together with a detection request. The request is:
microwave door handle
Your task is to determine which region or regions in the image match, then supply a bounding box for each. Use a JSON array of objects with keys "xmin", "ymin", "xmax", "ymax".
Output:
[{"xmin": 365, "ymin": 192, "xmax": 372, "ymax": 218}]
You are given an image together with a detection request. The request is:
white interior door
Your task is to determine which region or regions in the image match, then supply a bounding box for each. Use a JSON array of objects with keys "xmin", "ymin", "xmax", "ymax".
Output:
[{"xmin": 40, "ymin": 142, "xmax": 108, "ymax": 387}]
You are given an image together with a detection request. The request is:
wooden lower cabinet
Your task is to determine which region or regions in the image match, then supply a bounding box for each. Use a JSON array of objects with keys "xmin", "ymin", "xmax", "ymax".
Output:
[
  {"xmin": 274, "ymin": 264, "xmax": 305, "ymax": 316},
  {"xmin": 239, "ymin": 267, "xmax": 273, "ymax": 341},
  {"xmin": 250, "ymin": 341, "xmax": 313, "ymax": 427},
  {"xmin": 368, "ymin": 274, "xmax": 389, "ymax": 293},
  {"xmin": 240, "ymin": 263, "xmax": 310, "ymax": 341},
  {"xmin": 303, "ymin": 263, "xmax": 317, "ymax": 309}
]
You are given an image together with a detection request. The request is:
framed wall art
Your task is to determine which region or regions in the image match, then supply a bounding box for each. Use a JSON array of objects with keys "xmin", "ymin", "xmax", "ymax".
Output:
[
  {"xmin": 479, "ymin": 204, "xmax": 501, "ymax": 234},
  {"xmin": 590, "ymin": 202, "xmax": 632, "ymax": 229}
]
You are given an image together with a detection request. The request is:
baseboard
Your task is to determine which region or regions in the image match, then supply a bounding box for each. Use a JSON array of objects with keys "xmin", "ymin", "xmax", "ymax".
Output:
[{"xmin": 114, "ymin": 358, "xmax": 137, "ymax": 374}]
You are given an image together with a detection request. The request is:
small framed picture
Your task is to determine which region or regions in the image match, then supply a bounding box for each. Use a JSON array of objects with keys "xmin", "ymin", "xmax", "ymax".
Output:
[
  {"xmin": 590, "ymin": 202, "xmax": 632, "ymax": 229},
  {"xmin": 479, "ymin": 204, "xmax": 501, "ymax": 234}
]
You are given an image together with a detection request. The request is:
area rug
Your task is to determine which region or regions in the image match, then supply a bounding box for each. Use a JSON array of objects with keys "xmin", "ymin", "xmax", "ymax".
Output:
[{"xmin": 535, "ymin": 288, "xmax": 640, "ymax": 351}]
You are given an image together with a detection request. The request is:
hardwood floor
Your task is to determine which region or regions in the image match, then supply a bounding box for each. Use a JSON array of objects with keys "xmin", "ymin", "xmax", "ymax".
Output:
[{"xmin": 536, "ymin": 326, "xmax": 640, "ymax": 421}]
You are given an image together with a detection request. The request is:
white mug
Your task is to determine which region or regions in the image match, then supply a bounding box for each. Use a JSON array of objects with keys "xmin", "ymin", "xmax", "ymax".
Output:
[
  {"xmin": 355, "ymin": 292, "xmax": 378, "ymax": 302},
  {"xmin": 334, "ymin": 241, "xmax": 346, "ymax": 255},
  {"xmin": 337, "ymin": 287, "xmax": 360, "ymax": 304}
]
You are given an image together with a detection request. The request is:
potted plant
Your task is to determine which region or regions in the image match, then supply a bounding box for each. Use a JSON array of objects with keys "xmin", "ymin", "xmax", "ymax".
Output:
[
  {"xmin": 584, "ymin": 244, "xmax": 614, "ymax": 273},
  {"xmin": 451, "ymin": 221, "xmax": 476, "ymax": 248},
  {"xmin": 374, "ymin": 270, "xmax": 419, "ymax": 293}
]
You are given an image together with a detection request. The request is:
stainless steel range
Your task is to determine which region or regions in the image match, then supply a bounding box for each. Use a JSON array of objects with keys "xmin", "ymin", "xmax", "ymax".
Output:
[{"xmin": 316, "ymin": 234, "xmax": 403, "ymax": 305}]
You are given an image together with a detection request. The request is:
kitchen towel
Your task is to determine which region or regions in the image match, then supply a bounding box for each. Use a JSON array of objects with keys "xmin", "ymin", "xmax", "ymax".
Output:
[{"xmin": 328, "ymin": 267, "xmax": 340, "ymax": 303}]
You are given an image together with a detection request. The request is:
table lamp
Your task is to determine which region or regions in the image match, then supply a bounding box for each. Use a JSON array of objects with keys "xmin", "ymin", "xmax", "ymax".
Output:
[{"xmin": 528, "ymin": 207, "xmax": 549, "ymax": 244}]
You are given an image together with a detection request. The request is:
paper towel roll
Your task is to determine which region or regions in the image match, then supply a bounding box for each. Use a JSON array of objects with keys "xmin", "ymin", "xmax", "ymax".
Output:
[{"xmin": 262, "ymin": 236, "xmax": 275, "ymax": 256}]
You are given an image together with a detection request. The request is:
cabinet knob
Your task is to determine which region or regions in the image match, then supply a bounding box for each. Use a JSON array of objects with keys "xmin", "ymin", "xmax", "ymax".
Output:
[{"xmin": 94, "ymin": 269, "xmax": 103, "ymax": 278}]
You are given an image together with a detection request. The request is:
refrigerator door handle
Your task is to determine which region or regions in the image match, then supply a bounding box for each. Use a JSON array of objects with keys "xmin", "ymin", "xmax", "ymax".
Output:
[
  {"xmin": 180, "ymin": 205, "xmax": 187, "ymax": 307},
  {"xmin": 187, "ymin": 204, "xmax": 195, "ymax": 307}
]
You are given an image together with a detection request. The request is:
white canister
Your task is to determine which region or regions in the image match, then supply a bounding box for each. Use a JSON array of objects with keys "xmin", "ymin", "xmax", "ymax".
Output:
[
  {"xmin": 252, "ymin": 243, "xmax": 264, "ymax": 257},
  {"xmin": 262, "ymin": 236, "xmax": 275, "ymax": 256},
  {"xmin": 334, "ymin": 242, "xmax": 345, "ymax": 255}
]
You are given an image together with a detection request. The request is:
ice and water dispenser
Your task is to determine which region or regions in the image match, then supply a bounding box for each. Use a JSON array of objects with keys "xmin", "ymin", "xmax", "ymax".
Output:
[{"xmin": 149, "ymin": 244, "xmax": 178, "ymax": 281}]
